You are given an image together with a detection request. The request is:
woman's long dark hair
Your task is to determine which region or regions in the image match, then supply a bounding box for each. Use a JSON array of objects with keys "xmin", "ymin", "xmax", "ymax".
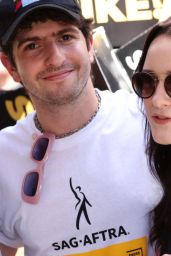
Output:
[{"xmin": 135, "ymin": 17, "xmax": 171, "ymax": 253}]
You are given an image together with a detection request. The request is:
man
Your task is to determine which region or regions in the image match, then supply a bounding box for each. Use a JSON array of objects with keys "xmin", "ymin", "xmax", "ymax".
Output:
[{"xmin": 0, "ymin": 1, "xmax": 161, "ymax": 256}]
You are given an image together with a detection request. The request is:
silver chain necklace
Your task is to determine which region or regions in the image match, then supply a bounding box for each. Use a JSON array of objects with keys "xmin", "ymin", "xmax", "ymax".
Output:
[{"xmin": 34, "ymin": 90, "xmax": 101, "ymax": 139}]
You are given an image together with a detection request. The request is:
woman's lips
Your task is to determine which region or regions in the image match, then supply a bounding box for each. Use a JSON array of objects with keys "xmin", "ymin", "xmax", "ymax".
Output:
[{"xmin": 152, "ymin": 115, "xmax": 171, "ymax": 124}]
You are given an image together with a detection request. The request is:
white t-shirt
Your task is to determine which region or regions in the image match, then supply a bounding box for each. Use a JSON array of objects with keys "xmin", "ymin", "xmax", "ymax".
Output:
[{"xmin": 0, "ymin": 89, "xmax": 162, "ymax": 256}]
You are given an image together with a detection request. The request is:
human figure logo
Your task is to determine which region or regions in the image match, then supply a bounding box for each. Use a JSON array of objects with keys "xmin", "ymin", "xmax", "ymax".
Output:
[{"xmin": 70, "ymin": 177, "xmax": 92, "ymax": 230}]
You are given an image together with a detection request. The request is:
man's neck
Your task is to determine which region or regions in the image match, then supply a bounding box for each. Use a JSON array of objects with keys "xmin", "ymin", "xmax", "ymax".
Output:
[{"xmin": 32, "ymin": 86, "xmax": 100, "ymax": 137}]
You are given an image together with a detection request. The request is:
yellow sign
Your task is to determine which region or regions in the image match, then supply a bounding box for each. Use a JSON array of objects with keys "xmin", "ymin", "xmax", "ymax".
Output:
[
  {"xmin": 66, "ymin": 237, "xmax": 147, "ymax": 256},
  {"xmin": 5, "ymin": 96, "xmax": 34, "ymax": 121},
  {"xmin": 79, "ymin": 0, "xmax": 163, "ymax": 23}
]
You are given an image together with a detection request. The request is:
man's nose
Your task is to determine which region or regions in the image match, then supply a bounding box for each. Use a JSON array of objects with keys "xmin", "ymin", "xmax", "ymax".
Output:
[{"xmin": 44, "ymin": 41, "xmax": 65, "ymax": 67}]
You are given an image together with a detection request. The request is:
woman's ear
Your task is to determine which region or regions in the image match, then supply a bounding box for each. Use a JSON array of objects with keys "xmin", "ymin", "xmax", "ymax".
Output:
[{"xmin": 0, "ymin": 53, "xmax": 21, "ymax": 82}]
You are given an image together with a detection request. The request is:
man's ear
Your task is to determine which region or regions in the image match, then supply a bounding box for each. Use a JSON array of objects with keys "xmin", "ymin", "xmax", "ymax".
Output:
[
  {"xmin": 88, "ymin": 35, "xmax": 94, "ymax": 63},
  {"xmin": 0, "ymin": 53, "xmax": 21, "ymax": 82}
]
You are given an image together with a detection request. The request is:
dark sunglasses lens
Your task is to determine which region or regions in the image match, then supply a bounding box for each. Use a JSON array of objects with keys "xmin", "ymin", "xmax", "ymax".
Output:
[
  {"xmin": 132, "ymin": 73, "xmax": 154, "ymax": 98},
  {"xmin": 165, "ymin": 75, "xmax": 171, "ymax": 97},
  {"xmin": 23, "ymin": 172, "xmax": 39, "ymax": 196},
  {"xmin": 32, "ymin": 137, "xmax": 49, "ymax": 161}
]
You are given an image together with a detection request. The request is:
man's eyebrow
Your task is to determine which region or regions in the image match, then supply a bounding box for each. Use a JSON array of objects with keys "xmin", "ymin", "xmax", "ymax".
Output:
[
  {"xmin": 16, "ymin": 26, "xmax": 81, "ymax": 48},
  {"xmin": 17, "ymin": 27, "xmax": 80, "ymax": 47},
  {"xmin": 55, "ymin": 27, "xmax": 81, "ymax": 37},
  {"xmin": 17, "ymin": 36, "xmax": 40, "ymax": 48}
]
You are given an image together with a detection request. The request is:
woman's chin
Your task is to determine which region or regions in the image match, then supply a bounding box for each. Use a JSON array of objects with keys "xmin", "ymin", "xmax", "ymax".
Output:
[{"xmin": 152, "ymin": 134, "xmax": 171, "ymax": 145}]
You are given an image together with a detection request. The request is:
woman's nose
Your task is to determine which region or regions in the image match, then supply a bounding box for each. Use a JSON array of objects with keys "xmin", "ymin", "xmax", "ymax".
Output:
[{"xmin": 151, "ymin": 81, "xmax": 171, "ymax": 109}]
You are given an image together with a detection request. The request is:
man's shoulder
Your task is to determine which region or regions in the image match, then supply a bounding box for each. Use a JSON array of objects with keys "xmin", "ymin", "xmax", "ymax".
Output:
[
  {"xmin": 98, "ymin": 88, "xmax": 138, "ymax": 103},
  {"xmin": 98, "ymin": 89, "xmax": 141, "ymax": 115}
]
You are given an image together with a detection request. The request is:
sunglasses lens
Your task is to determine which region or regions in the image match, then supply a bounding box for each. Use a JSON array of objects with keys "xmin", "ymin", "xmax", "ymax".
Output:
[
  {"xmin": 165, "ymin": 75, "xmax": 171, "ymax": 97},
  {"xmin": 32, "ymin": 137, "xmax": 49, "ymax": 161},
  {"xmin": 23, "ymin": 172, "xmax": 39, "ymax": 196},
  {"xmin": 132, "ymin": 73, "xmax": 154, "ymax": 98}
]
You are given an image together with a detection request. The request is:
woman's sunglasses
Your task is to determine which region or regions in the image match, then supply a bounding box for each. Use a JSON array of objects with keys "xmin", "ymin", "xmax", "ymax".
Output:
[
  {"xmin": 132, "ymin": 72, "xmax": 171, "ymax": 99},
  {"xmin": 21, "ymin": 133, "xmax": 55, "ymax": 204}
]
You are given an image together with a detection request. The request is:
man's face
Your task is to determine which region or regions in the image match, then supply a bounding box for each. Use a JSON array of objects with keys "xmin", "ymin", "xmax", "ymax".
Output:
[{"xmin": 8, "ymin": 19, "xmax": 93, "ymax": 105}]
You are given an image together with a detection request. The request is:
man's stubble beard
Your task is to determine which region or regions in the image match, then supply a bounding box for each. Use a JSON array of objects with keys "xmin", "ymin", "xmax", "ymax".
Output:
[
  {"xmin": 22, "ymin": 60, "xmax": 91, "ymax": 107},
  {"xmin": 25, "ymin": 74, "xmax": 89, "ymax": 108}
]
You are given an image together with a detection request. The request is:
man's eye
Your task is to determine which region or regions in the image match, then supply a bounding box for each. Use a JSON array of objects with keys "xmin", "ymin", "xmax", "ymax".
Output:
[
  {"xmin": 62, "ymin": 34, "xmax": 72, "ymax": 41},
  {"xmin": 26, "ymin": 43, "xmax": 38, "ymax": 50}
]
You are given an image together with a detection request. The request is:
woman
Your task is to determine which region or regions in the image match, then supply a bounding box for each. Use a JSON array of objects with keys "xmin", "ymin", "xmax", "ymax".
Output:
[{"xmin": 132, "ymin": 17, "xmax": 171, "ymax": 256}]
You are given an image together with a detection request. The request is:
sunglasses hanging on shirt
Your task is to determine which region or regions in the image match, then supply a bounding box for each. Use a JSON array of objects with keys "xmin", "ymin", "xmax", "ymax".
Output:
[{"xmin": 21, "ymin": 133, "xmax": 55, "ymax": 204}]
